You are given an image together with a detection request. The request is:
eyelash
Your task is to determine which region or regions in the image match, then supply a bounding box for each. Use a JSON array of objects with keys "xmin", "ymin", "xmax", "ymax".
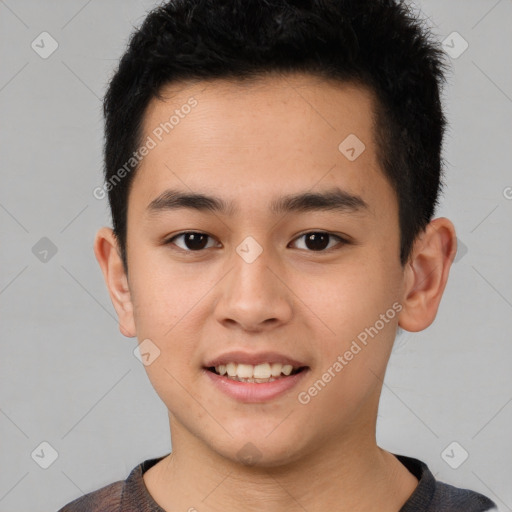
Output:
[{"xmin": 163, "ymin": 231, "xmax": 349, "ymax": 253}]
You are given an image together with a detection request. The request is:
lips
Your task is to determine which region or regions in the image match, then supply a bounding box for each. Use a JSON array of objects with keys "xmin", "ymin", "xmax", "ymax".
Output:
[
  {"xmin": 202, "ymin": 350, "xmax": 310, "ymax": 402},
  {"xmin": 204, "ymin": 366, "xmax": 309, "ymax": 402}
]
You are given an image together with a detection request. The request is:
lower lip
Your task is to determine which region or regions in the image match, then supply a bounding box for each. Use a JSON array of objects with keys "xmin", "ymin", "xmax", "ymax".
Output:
[{"xmin": 203, "ymin": 368, "xmax": 309, "ymax": 403}]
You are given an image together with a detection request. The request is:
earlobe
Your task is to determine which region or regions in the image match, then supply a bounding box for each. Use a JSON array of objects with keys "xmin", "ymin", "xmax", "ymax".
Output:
[
  {"xmin": 93, "ymin": 227, "xmax": 137, "ymax": 338},
  {"xmin": 398, "ymin": 217, "xmax": 457, "ymax": 332}
]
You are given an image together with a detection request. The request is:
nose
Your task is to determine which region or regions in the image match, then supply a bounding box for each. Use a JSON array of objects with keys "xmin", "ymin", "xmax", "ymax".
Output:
[{"xmin": 214, "ymin": 243, "xmax": 293, "ymax": 332}]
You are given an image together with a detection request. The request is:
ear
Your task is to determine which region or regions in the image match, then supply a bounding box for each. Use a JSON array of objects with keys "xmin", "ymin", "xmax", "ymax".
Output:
[
  {"xmin": 93, "ymin": 227, "xmax": 136, "ymax": 338},
  {"xmin": 398, "ymin": 217, "xmax": 457, "ymax": 332}
]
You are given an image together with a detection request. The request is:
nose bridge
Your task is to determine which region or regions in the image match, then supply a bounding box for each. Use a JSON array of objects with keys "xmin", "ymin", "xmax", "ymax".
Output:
[
  {"xmin": 234, "ymin": 239, "xmax": 274, "ymax": 293},
  {"xmin": 216, "ymin": 235, "xmax": 292, "ymax": 329},
  {"xmin": 231, "ymin": 235, "xmax": 279, "ymax": 303}
]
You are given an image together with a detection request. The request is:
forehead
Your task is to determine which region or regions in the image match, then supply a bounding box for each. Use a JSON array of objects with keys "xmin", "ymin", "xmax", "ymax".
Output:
[{"xmin": 131, "ymin": 73, "xmax": 391, "ymax": 216}]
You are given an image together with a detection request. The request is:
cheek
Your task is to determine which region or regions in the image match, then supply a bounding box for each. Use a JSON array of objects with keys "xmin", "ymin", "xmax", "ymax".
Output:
[
  {"xmin": 128, "ymin": 260, "xmax": 205, "ymax": 408},
  {"xmin": 128, "ymin": 244, "xmax": 207, "ymax": 336},
  {"xmin": 301, "ymin": 257, "xmax": 397, "ymax": 335},
  {"xmin": 294, "ymin": 267, "xmax": 399, "ymax": 425},
  {"xmin": 127, "ymin": 260, "xmax": 201, "ymax": 398},
  {"xmin": 297, "ymin": 253, "xmax": 401, "ymax": 388}
]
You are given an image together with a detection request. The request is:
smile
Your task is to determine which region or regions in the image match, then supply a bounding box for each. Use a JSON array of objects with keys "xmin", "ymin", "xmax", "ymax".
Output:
[
  {"xmin": 204, "ymin": 364, "xmax": 309, "ymax": 403},
  {"xmin": 207, "ymin": 362, "xmax": 305, "ymax": 383}
]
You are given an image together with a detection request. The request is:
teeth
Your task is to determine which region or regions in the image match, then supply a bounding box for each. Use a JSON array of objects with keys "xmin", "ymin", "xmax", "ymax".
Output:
[
  {"xmin": 253, "ymin": 363, "xmax": 271, "ymax": 379},
  {"xmin": 270, "ymin": 363, "xmax": 282, "ymax": 377},
  {"xmin": 226, "ymin": 362, "xmax": 237, "ymax": 377},
  {"xmin": 237, "ymin": 364, "xmax": 253, "ymax": 379},
  {"xmin": 213, "ymin": 362, "xmax": 299, "ymax": 380},
  {"xmin": 281, "ymin": 364, "xmax": 293, "ymax": 376}
]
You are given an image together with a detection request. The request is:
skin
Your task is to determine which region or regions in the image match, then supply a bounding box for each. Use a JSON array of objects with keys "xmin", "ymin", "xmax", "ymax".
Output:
[{"xmin": 94, "ymin": 73, "xmax": 457, "ymax": 512}]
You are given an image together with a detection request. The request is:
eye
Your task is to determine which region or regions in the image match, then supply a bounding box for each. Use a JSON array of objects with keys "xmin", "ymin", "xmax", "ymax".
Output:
[
  {"xmin": 164, "ymin": 230, "xmax": 348, "ymax": 253},
  {"xmin": 289, "ymin": 231, "xmax": 347, "ymax": 252},
  {"xmin": 165, "ymin": 231, "xmax": 220, "ymax": 251}
]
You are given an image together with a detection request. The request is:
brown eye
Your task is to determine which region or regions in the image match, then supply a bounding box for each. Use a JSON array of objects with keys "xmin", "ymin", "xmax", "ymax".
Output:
[
  {"xmin": 166, "ymin": 232, "xmax": 218, "ymax": 251},
  {"xmin": 290, "ymin": 232, "xmax": 346, "ymax": 252}
]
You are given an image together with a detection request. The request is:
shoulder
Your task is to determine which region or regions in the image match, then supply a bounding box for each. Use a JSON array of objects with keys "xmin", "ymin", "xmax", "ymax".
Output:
[
  {"xmin": 55, "ymin": 454, "xmax": 169, "ymax": 512},
  {"xmin": 395, "ymin": 454, "xmax": 497, "ymax": 512},
  {"xmin": 56, "ymin": 479, "xmax": 123, "ymax": 512},
  {"xmin": 430, "ymin": 480, "xmax": 498, "ymax": 512}
]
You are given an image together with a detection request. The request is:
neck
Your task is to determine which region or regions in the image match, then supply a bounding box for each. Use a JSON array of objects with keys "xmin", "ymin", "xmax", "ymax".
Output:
[{"xmin": 143, "ymin": 417, "xmax": 418, "ymax": 512}]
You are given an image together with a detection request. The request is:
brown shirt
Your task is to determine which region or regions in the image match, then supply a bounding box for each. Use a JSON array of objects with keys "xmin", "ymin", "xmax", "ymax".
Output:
[{"xmin": 57, "ymin": 453, "xmax": 497, "ymax": 511}]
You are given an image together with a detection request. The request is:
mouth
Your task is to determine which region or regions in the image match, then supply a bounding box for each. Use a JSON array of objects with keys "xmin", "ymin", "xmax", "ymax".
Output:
[
  {"xmin": 205, "ymin": 362, "xmax": 308, "ymax": 383},
  {"xmin": 202, "ymin": 351, "xmax": 310, "ymax": 402}
]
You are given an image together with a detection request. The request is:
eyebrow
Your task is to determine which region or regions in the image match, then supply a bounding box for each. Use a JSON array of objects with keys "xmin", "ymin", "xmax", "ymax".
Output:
[{"xmin": 146, "ymin": 187, "xmax": 369, "ymax": 217}]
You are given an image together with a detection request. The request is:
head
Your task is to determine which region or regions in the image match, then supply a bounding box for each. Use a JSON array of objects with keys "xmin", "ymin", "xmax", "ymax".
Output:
[{"xmin": 95, "ymin": 0, "xmax": 457, "ymax": 467}]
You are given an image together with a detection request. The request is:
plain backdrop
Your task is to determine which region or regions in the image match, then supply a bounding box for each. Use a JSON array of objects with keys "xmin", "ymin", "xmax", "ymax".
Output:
[{"xmin": 0, "ymin": 1, "xmax": 511, "ymax": 510}]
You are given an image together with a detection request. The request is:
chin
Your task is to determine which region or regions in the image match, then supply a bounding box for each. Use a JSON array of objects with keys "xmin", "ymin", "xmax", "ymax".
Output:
[{"xmin": 209, "ymin": 429, "xmax": 309, "ymax": 469}]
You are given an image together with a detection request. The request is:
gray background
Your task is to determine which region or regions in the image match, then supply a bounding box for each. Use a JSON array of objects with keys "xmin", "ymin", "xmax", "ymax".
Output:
[{"xmin": 0, "ymin": 0, "xmax": 511, "ymax": 510}]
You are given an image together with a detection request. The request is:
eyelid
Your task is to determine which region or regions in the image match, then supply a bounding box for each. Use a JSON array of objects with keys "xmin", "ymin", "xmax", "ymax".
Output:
[
  {"xmin": 164, "ymin": 230, "xmax": 349, "ymax": 253},
  {"xmin": 288, "ymin": 231, "xmax": 348, "ymax": 251},
  {"xmin": 164, "ymin": 231, "xmax": 221, "ymax": 251}
]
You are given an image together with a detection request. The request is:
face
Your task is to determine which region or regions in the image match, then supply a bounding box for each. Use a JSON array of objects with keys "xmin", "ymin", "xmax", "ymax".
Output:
[{"xmin": 121, "ymin": 74, "xmax": 407, "ymax": 465}]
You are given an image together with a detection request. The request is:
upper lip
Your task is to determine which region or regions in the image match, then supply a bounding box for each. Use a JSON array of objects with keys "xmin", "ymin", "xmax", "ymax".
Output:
[{"xmin": 203, "ymin": 350, "xmax": 307, "ymax": 368}]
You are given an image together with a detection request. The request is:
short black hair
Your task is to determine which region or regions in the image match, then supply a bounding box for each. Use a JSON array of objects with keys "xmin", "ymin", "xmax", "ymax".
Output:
[{"xmin": 102, "ymin": 0, "xmax": 450, "ymax": 272}]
